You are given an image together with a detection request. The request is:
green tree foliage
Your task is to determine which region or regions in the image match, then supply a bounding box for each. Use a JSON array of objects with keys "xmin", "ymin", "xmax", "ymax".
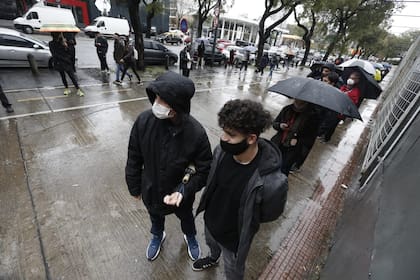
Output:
[
  {"xmin": 256, "ymin": 0, "xmax": 298, "ymax": 64},
  {"xmin": 319, "ymin": 0, "xmax": 395, "ymax": 61},
  {"xmin": 195, "ymin": 0, "xmax": 232, "ymax": 38},
  {"xmin": 377, "ymin": 30, "xmax": 420, "ymax": 60}
]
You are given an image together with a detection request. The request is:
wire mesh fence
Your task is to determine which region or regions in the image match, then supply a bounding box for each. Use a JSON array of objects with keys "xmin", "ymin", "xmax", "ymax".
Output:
[{"xmin": 360, "ymin": 37, "xmax": 420, "ymax": 187}]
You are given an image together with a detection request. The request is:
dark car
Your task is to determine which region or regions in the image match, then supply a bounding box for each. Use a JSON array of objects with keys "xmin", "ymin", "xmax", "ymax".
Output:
[
  {"xmin": 192, "ymin": 43, "xmax": 226, "ymax": 65},
  {"xmin": 143, "ymin": 39, "xmax": 178, "ymax": 66}
]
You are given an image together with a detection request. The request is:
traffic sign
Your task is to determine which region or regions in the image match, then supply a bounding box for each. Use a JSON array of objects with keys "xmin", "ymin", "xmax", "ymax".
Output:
[{"xmin": 180, "ymin": 18, "xmax": 188, "ymax": 33}]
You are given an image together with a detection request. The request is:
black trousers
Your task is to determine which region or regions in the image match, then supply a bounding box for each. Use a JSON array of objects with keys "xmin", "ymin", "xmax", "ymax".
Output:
[
  {"xmin": 0, "ymin": 83, "xmax": 11, "ymax": 107},
  {"xmin": 97, "ymin": 52, "xmax": 109, "ymax": 71},
  {"xmin": 121, "ymin": 61, "xmax": 141, "ymax": 82},
  {"xmin": 149, "ymin": 197, "xmax": 196, "ymax": 236},
  {"xmin": 182, "ymin": 68, "xmax": 190, "ymax": 77},
  {"xmin": 59, "ymin": 69, "xmax": 79, "ymax": 89},
  {"xmin": 240, "ymin": 61, "xmax": 248, "ymax": 71},
  {"xmin": 318, "ymin": 110, "xmax": 341, "ymax": 142}
]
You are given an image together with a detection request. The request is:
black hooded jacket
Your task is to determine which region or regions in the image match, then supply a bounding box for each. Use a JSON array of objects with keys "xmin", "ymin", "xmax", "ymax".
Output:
[
  {"xmin": 196, "ymin": 139, "xmax": 288, "ymax": 267},
  {"xmin": 125, "ymin": 71, "xmax": 212, "ymax": 215}
]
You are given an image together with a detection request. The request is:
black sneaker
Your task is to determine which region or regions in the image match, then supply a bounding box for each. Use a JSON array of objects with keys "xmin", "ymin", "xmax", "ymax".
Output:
[
  {"xmin": 192, "ymin": 256, "xmax": 220, "ymax": 271},
  {"xmin": 6, "ymin": 106, "xmax": 14, "ymax": 113},
  {"xmin": 289, "ymin": 163, "xmax": 301, "ymax": 173}
]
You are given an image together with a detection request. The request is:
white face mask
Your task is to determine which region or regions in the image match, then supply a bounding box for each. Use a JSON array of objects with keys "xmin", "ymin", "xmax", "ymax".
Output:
[
  {"xmin": 152, "ymin": 101, "xmax": 171, "ymax": 119},
  {"xmin": 347, "ymin": 78, "xmax": 355, "ymax": 86}
]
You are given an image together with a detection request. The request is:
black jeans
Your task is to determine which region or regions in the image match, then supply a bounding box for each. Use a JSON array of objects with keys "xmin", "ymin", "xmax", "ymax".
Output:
[
  {"xmin": 97, "ymin": 51, "xmax": 109, "ymax": 71},
  {"xmin": 240, "ymin": 61, "xmax": 248, "ymax": 71},
  {"xmin": 121, "ymin": 61, "xmax": 141, "ymax": 82},
  {"xmin": 59, "ymin": 70, "xmax": 79, "ymax": 89},
  {"xmin": 182, "ymin": 68, "xmax": 190, "ymax": 77},
  {"xmin": 149, "ymin": 198, "xmax": 196, "ymax": 236},
  {"xmin": 204, "ymin": 226, "xmax": 245, "ymax": 280},
  {"xmin": 0, "ymin": 84, "xmax": 11, "ymax": 107}
]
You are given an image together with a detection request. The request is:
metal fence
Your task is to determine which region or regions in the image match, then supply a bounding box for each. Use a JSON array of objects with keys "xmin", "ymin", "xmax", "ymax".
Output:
[{"xmin": 360, "ymin": 36, "xmax": 420, "ymax": 187}]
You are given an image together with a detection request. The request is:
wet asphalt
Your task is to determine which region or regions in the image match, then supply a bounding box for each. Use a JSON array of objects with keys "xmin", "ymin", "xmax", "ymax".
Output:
[{"xmin": 0, "ymin": 63, "xmax": 392, "ymax": 279}]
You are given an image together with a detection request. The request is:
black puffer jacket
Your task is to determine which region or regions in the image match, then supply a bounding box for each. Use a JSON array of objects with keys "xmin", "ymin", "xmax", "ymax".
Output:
[
  {"xmin": 125, "ymin": 71, "xmax": 212, "ymax": 215},
  {"xmin": 49, "ymin": 40, "xmax": 74, "ymax": 72}
]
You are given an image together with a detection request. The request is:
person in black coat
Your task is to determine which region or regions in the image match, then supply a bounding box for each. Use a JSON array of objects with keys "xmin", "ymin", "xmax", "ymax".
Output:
[
  {"xmin": 193, "ymin": 99, "xmax": 288, "ymax": 279},
  {"xmin": 125, "ymin": 71, "xmax": 212, "ymax": 262},
  {"xmin": 94, "ymin": 32, "xmax": 109, "ymax": 72},
  {"xmin": 271, "ymin": 99, "xmax": 320, "ymax": 175},
  {"xmin": 120, "ymin": 36, "xmax": 142, "ymax": 85},
  {"xmin": 63, "ymin": 32, "xmax": 77, "ymax": 72},
  {"xmin": 197, "ymin": 41, "xmax": 205, "ymax": 69},
  {"xmin": 180, "ymin": 45, "xmax": 192, "ymax": 77},
  {"xmin": 49, "ymin": 32, "xmax": 84, "ymax": 96},
  {"xmin": 0, "ymin": 82, "xmax": 14, "ymax": 113}
]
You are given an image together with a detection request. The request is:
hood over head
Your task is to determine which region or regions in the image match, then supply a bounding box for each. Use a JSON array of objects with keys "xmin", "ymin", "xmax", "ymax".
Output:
[
  {"xmin": 146, "ymin": 71, "xmax": 195, "ymax": 114},
  {"xmin": 322, "ymin": 63, "xmax": 336, "ymax": 72}
]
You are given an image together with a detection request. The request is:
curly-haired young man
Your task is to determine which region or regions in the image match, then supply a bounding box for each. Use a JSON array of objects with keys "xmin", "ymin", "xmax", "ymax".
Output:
[{"xmin": 193, "ymin": 99, "xmax": 288, "ymax": 279}]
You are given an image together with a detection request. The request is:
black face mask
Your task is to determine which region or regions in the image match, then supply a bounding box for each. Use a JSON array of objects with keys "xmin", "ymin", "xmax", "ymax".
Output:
[{"xmin": 220, "ymin": 137, "xmax": 249, "ymax": 155}]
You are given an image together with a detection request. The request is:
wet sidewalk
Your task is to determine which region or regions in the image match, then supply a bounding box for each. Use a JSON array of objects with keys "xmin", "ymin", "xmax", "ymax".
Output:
[{"xmin": 0, "ymin": 65, "xmax": 386, "ymax": 279}]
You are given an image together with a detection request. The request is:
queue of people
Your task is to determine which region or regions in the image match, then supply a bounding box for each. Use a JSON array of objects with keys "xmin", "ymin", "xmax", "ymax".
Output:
[{"xmin": 125, "ymin": 71, "xmax": 289, "ymax": 280}]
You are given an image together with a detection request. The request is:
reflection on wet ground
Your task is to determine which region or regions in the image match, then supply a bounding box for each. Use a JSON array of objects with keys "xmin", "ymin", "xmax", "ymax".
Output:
[{"xmin": 0, "ymin": 65, "xmax": 394, "ymax": 279}]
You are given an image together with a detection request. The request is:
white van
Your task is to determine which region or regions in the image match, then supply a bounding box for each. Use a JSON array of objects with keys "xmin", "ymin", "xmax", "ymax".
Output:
[
  {"xmin": 13, "ymin": 3, "xmax": 76, "ymax": 34},
  {"xmin": 84, "ymin": 17, "xmax": 130, "ymax": 38}
]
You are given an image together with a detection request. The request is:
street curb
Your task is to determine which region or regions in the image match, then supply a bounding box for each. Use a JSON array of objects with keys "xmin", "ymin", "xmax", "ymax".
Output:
[{"xmin": 259, "ymin": 125, "xmax": 372, "ymax": 280}]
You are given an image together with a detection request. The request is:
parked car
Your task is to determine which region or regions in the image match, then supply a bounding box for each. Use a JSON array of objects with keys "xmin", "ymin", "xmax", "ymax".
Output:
[
  {"xmin": 0, "ymin": 27, "xmax": 52, "ymax": 68},
  {"xmin": 192, "ymin": 43, "xmax": 226, "ymax": 65},
  {"xmin": 156, "ymin": 33, "xmax": 183, "ymax": 45},
  {"xmin": 143, "ymin": 39, "xmax": 178, "ymax": 66}
]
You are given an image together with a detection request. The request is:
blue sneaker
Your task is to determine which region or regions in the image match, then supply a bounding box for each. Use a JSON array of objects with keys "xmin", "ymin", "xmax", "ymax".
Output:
[
  {"xmin": 184, "ymin": 234, "xmax": 200, "ymax": 261},
  {"xmin": 146, "ymin": 231, "xmax": 166, "ymax": 261}
]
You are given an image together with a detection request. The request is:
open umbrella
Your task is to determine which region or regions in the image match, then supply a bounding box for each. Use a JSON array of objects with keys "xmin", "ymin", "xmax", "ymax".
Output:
[
  {"xmin": 341, "ymin": 66, "xmax": 382, "ymax": 100},
  {"xmin": 39, "ymin": 24, "xmax": 80, "ymax": 33},
  {"xmin": 268, "ymin": 77, "xmax": 362, "ymax": 120},
  {"xmin": 338, "ymin": 59, "xmax": 375, "ymax": 75}
]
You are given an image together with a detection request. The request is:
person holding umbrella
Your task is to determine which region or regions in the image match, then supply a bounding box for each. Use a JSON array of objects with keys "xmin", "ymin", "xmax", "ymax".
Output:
[
  {"xmin": 271, "ymin": 99, "xmax": 320, "ymax": 175},
  {"xmin": 268, "ymin": 77, "xmax": 362, "ymax": 172},
  {"xmin": 49, "ymin": 32, "xmax": 84, "ymax": 97}
]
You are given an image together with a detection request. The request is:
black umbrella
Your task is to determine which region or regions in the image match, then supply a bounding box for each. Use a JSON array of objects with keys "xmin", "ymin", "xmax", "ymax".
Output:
[
  {"xmin": 341, "ymin": 66, "xmax": 382, "ymax": 100},
  {"xmin": 268, "ymin": 77, "xmax": 362, "ymax": 120},
  {"xmin": 308, "ymin": 61, "xmax": 342, "ymax": 79}
]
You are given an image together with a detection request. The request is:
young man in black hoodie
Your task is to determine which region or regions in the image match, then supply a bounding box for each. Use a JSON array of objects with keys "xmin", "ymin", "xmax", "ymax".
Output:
[
  {"xmin": 193, "ymin": 99, "xmax": 288, "ymax": 280},
  {"xmin": 125, "ymin": 71, "xmax": 212, "ymax": 262}
]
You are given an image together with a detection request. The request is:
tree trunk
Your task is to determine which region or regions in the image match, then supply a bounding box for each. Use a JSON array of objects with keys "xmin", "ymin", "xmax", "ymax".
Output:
[
  {"xmin": 323, "ymin": 19, "xmax": 345, "ymax": 61},
  {"xmin": 128, "ymin": 0, "xmax": 145, "ymax": 70},
  {"xmin": 197, "ymin": 13, "xmax": 204, "ymax": 38},
  {"xmin": 256, "ymin": 15, "xmax": 268, "ymax": 65},
  {"xmin": 146, "ymin": 13, "xmax": 153, "ymax": 38},
  {"xmin": 297, "ymin": 10, "xmax": 315, "ymax": 66}
]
